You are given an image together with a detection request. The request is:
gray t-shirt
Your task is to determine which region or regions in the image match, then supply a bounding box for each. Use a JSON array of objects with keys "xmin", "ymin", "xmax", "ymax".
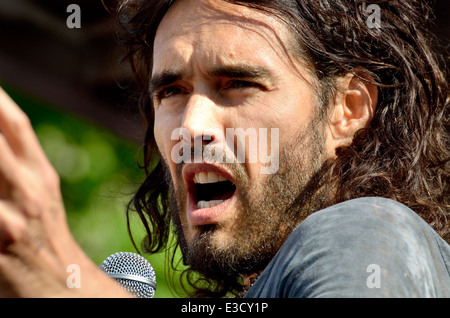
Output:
[{"xmin": 244, "ymin": 197, "xmax": 450, "ymax": 297}]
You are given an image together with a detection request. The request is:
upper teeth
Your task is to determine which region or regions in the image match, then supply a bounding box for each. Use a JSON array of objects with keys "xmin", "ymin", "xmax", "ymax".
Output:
[{"xmin": 193, "ymin": 172, "xmax": 227, "ymax": 184}]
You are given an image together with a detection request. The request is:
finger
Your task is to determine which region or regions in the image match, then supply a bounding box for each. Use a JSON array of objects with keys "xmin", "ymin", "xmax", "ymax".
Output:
[
  {"xmin": 0, "ymin": 87, "xmax": 48, "ymax": 162},
  {"xmin": 0, "ymin": 134, "xmax": 46, "ymax": 218},
  {"xmin": 0, "ymin": 133, "xmax": 20, "ymax": 184},
  {"xmin": 0, "ymin": 200, "xmax": 26, "ymax": 246}
]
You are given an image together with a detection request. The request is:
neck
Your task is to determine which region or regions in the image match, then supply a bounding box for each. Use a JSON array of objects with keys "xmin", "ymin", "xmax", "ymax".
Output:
[
  {"xmin": 243, "ymin": 272, "xmax": 260, "ymax": 286},
  {"xmin": 240, "ymin": 270, "xmax": 264, "ymax": 297}
]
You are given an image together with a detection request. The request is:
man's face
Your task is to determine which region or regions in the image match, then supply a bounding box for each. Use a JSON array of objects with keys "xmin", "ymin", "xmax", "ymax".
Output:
[{"xmin": 152, "ymin": 0, "xmax": 331, "ymax": 277}]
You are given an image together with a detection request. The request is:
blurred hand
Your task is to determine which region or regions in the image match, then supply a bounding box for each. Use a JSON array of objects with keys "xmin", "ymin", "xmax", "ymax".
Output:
[{"xmin": 0, "ymin": 87, "xmax": 131, "ymax": 297}]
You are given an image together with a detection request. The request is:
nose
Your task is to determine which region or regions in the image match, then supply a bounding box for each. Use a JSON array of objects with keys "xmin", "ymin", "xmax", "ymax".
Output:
[{"xmin": 180, "ymin": 94, "xmax": 224, "ymax": 148}]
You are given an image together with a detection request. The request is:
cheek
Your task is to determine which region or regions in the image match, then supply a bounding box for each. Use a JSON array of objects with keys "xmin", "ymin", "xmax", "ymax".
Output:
[
  {"xmin": 154, "ymin": 109, "xmax": 180, "ymax": 161},
  {"xmin": 153, "ymin": 120, "xmax": 167, "ymax": 161},
  {"xmin": 154, "ymin": 114, "xmax": 186, "ymax": 188}
]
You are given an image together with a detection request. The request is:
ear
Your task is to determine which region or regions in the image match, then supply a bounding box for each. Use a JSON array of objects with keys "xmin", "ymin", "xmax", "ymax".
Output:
[{"xmin": 325, "ymin": 70, "xmax": 378, "ymax": 158}]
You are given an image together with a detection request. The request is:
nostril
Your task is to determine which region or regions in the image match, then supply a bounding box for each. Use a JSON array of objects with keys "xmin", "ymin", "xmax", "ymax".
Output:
[
  {"xmin": 192, "ymin": 131, "xmax": 215, "ymax": 149},
  {"xmin": 202, "ymin": 133, "xmax": 215, "ymax": 145}
]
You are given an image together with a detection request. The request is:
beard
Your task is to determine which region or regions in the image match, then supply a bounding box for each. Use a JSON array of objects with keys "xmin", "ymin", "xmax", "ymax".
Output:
[{"xmin": 165, "ymin": 113, "xmax": 331, "ymax": 283}]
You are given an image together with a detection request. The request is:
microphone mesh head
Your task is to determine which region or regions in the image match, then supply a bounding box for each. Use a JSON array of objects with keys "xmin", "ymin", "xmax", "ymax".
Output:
[{"xmin": 99, "ymin": 252, "xmax": 157, "ymax": 298}]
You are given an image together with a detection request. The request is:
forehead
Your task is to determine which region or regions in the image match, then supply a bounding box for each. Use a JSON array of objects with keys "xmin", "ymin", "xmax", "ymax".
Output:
[{"xmin": 152, "ymin": 0, "xmax": 297, "ymax": 76}]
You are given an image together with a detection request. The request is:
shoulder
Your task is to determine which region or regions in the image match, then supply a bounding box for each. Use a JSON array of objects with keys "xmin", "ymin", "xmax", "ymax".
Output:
[
  {"xmin": 303, "ymin": 196, "xmax": 426, "ymax": 231},
  {"xmin": 293, "ymin": 197, "xmax": 446, "ymax": 253},
  {"xmin": 246, "ymin": 197, "xmax": 450, "ymax": 298}
]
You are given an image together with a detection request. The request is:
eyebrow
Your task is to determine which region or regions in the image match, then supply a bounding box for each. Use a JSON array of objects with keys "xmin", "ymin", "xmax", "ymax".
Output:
[
  {"xmin": 149, "ymin": 64, "xmax": 277, "ymax": 96},
  {"xmin": 207, "ymin": 64, "xmax": 274, "ymax": 81},
  {"xmin": 149, "ymin": 69, "xmax": 186, "ymax": 96}
]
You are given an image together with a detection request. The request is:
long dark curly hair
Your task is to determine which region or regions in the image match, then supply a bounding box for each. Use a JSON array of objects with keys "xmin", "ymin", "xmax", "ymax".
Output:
[{"xmin": 107, "ymin": 0, "xmax": 449, "ymax": 297}]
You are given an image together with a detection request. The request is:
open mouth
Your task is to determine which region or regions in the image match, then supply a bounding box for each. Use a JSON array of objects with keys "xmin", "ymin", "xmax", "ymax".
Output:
[{"xmin": 192, "ymin": 171, "xmax": 237, "ymax": 209}]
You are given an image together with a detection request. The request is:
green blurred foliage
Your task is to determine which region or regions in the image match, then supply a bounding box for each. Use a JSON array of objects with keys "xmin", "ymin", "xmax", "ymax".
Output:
[{"xmin": 1, "ymin": 84, "xmax": 187, "ymax": 298}]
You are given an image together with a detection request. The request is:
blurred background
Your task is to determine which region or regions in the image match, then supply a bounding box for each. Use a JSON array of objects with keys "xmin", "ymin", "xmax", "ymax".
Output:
[
  {"xmin": 0, "ymin": 0, "xmax": 187, "ymax": 298},
  {"xmin": 0, "ymin": 0, "xmax": 448, "ymax": 298}
]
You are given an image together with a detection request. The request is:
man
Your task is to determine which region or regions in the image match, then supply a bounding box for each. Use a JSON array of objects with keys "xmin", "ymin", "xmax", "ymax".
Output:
[{"xmin": 0, "ymin": 0, "xmax": 448, "ymax": 297}]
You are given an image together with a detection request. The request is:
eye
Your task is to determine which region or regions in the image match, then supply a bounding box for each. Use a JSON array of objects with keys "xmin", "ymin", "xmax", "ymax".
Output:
[
  {"xmin": 157, "ymin": 86, "xmax": 184, "ymax": 100},
  {"xmin": 227, "ymin": 80, "xmax": 265, "ymax": 90}
]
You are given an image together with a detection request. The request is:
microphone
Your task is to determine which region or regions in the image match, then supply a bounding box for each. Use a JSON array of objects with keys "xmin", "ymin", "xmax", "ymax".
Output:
[{"xmin": 99, "ymin": 252, "xmax": 157, "ymax": 298}]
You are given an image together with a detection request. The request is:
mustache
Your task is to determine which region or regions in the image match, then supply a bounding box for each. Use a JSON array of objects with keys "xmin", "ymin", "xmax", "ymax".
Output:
[{"xmin": 171, "ymin": 127, "xmax": 280, "ymax": 175}]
